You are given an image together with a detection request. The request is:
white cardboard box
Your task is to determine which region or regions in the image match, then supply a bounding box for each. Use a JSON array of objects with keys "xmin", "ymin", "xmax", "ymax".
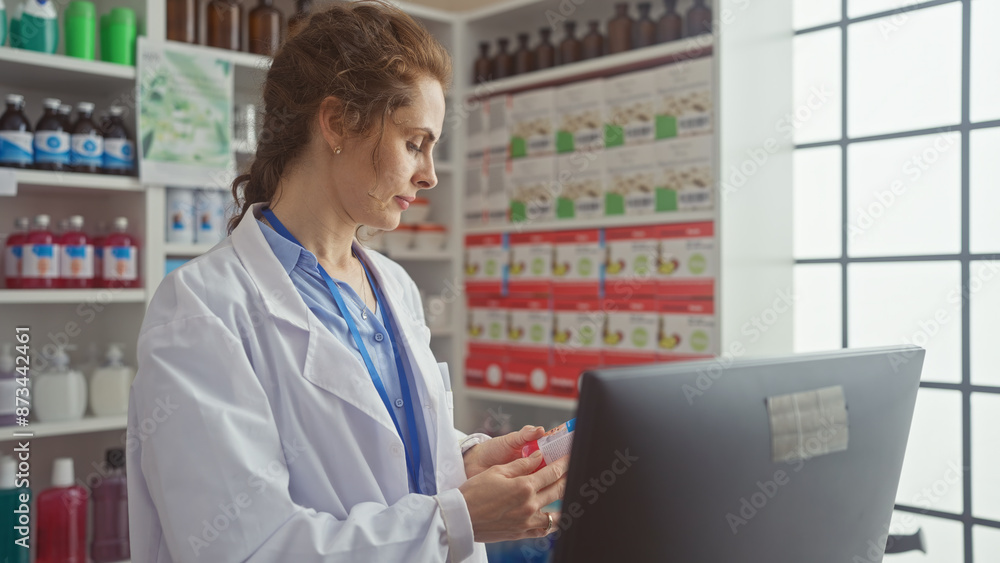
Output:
[{"xmin": 555, "ymin": 78, "xmax": 605, "ymax": 154}]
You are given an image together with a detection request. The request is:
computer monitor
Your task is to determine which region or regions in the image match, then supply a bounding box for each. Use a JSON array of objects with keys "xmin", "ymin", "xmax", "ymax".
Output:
[{"xmin": 552, "ymin": 345, "xmax": 924, "ymax": 563}]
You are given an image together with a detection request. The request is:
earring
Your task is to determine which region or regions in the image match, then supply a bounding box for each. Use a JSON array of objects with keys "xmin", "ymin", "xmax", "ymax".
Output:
[{"xmin": 334, "ymin": 146, "xmax": 342, "ymax": 154}]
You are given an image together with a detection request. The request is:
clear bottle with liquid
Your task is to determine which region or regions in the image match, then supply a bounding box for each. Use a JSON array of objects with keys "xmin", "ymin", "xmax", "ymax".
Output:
[
  {"xmin": 56, "ymin": 104, "xmax": 72, "ymax": 130},
  {"xmin": 249, "ymin": 0, "xmax": 282, "ymax": 55},
  {"xmin": 33, "ymin": 98, "xmax": 70, "ymax": 172},
  {"xmin": 473, "ymin": 41, "xmax": 491, "ymax": 83},
  {"xmin": 100, "ymin": 217, "xmax": 140, "ymax": 289},
  {"xmin": 636, "ymin": 3, "xmax": 657, "ymax": 48},
  {"xmin": 3, "ymin": 217, "xmax": 29, "ymax": 289},
  {"xmin": 21, "ymin": 214, "xmax": 59, "ymax": 289},
  {"xmin": 166, "ymin": 0, "xmax": 197, "ymax": 43},
  {"xmin": 70, "ymin": 102, "xmax": 103, "ymax": 174},
  {"xmin": 513, "ymin": 33, "xmax": 535, "ymax": 75},
  {"xmin": 0, "ymin": 94, "xmax": 34, "ymax": 169},
  {"xmin": 102, "ymin": 106, "xmax": 135, "ymax": 175},
  {"xmin": 59, "ymin": 215, "xmax": 94, "ymax": 289},
  {"xmin": 582, "ymin": 20, "xmax": 604, "ymax": 60},
  {"xmin": 36, "ymin": 458, "xmax": 87, "ymax": 563},
  {"xmin": 493, "ymin": 37, "xmax": 514, "ymax": 80}
]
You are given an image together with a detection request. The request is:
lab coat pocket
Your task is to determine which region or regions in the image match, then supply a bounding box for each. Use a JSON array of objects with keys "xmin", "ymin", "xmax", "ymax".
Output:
[{"xmin": 438, "ymin": 362, "xmax": 455, "ymax": 423}]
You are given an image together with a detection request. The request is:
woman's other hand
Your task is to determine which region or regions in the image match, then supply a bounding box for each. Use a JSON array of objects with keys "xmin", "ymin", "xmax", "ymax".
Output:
[
  {"xmin": 463, "ymin": 425, "xmax": 547, "ymax": 478},
  {"xmin": 459, "ymin": 451, "xmax": 569, "ymax": 543}
]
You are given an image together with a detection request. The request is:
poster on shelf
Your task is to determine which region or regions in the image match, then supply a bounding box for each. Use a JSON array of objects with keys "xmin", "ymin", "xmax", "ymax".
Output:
[{"xmin": 137, "ymin": 38, "xmax": 235, "ymax": 188}]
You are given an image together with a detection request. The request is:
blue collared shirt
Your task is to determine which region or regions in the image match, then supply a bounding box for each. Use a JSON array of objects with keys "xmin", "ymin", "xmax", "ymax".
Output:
[{"xmin": 257, "ymin": 219, "xmax": 436, "ymax": 495}]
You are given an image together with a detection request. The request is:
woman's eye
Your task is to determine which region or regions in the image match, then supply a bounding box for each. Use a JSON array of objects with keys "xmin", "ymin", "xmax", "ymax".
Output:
[{"xmin": 407, "ymin": 142, "xmax": 423, "ymax": 153}]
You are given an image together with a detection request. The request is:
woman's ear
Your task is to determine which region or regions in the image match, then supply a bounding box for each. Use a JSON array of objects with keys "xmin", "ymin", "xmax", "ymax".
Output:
[{"xmin": 317, "ymin": 96, "xmax": 346, "ymax": 153}]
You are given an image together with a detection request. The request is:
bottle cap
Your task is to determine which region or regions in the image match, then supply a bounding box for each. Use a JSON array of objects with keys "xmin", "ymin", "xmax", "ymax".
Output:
[
  {"xmin": 65, "ymin": 0, "xmax": 95, "ymax": 18},
  {"xmin": 0, "ymin": 344, "xmax": 13, "ymax": 373},
  {"xmin": 106, "ymin": 343, "xmax": 125, "ymax": 364},
  {"xmin": 114, "ymin": 217, "xmax": 128, "ymax": 230},
  {"xmin": 0, "ymin": 457, "xmax": 16, "ymax": 489},
  {"xmin": 43, "ymin": 98, "xmax": 61, "ymax": 110},
  {"xmin": 52, "ymin": 458, "xmax": 75, "ymax": 487},
  {"xmin": 50, "ymin": 347, "xmax": 70, "ymax": 370},
  {"xmin": 68, "ymin": 215, "xmax": 85, "ymax": 230},
  {"xmin": 77, "ymin": 101, "xmax": 95, "ymax": 114},
  {"xmin": 109, "ymin": 106, "xmax": 124, "ymax": 117},
  {"xmin": 34, "ymin": 214, "xmax": 50, "ymax": 228},
  {"xmin": 15, "ymin": 217, "xmax": 30, "ymax": 230},
  {"xmin": 108, "ymin": 7, "xmax": 136, "ymax": 26},
  {"xmin": 106, "ymin": 448, "xmax": 125, "ymax": 469},
  {"xmin": 58, "ymin": 104, "xmax": 72, "ymax": 115},
  {"xmin": 5, "ymin": 94, "xmax": 24, "ymax": 105}
]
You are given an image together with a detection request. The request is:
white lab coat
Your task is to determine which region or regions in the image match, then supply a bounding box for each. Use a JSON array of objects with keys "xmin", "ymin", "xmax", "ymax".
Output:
[{"xmin": 127, "ymin": 202, "xmax": 489, "ymax": 563}]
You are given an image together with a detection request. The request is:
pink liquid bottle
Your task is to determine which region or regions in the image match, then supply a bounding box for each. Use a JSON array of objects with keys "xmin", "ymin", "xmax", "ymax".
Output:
[
  {"xmin": 3, "ymin": 217, "xmax": 29, "ymax": 289},
  {"xmin": 20, "ymin": 214, "xmax": 59, "ymax": 290},
  {"xmin": 100, "ymin": 217, "xmax": 140, "ymax": 289},
  {"xmin": 92, "ymin": 221, "xmax": 108, "ymax": 287},
  {"xmin": 36, "ymin": 458, "xmax": 87, "ymax": 563},
  {"xmin": 91, "ymin": 448, "xmax": 130, "ymax": 562},
  {"xmin": 60, "ymin": 215, "xmax": 95, "ymax": 289}
]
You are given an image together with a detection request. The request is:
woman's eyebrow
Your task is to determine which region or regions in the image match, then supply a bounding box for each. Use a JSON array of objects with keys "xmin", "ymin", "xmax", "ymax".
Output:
[{"xmin": 406, "ymin": 127, "xmax": 439, "ymax": 143}]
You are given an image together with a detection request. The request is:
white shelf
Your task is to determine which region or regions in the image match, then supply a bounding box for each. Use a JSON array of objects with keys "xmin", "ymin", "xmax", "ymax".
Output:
[
  {"xmin": 463, "ymin": 35, "xmax": 714, "ymax": 96},
  {"xmin": 0, "ymin": 288, "xmax": 146, "ymax": 304},
  {"xmin": 0, "ymin": 47, "xmax": 135, "ymax": 96},
  {"xmin": 464, "ymin": 388, "xmax": 578, "ymax": 410},
  {"xmin": 12, "ymin": 169, "xmax": 143, "ymax": 195},
  {"xmin": 0, "ymin": 415, "xmax": 128, "ymax": 441},
  {"xmin": 464, "ymin": 210, "xmax": 716, "ymax": 234},
  {"xmin": 383, "ymin": 249, "xmax": 454, "ymax": 261},
  {"xmin": 164, "ymin": 243, "xmax": 217, "ymax": 257}
]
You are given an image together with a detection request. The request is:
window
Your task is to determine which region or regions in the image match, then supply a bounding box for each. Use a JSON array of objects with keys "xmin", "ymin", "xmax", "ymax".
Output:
[{"xmin": 793, "ymin": 1, "xmax": 1000, "ymax": 560}]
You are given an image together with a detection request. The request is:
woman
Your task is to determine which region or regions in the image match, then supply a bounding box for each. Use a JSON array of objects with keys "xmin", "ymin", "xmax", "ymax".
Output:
[{"xmin": 127, "ymin": 3, "xmax": 566, "ymax": 561}]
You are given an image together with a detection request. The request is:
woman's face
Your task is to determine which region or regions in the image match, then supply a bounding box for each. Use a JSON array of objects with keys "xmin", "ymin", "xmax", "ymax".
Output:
[{"xmin": 332, "ymin": 76, "xmax": 446, "ymax": 232}]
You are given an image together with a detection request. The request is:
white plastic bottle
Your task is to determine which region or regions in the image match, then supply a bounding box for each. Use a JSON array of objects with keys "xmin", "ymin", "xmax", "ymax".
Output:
[
  {"xmin": 165, "ymin": 187, "xmax": 195, "ymax": 244},
  {"xmin": 33, "ymin": 347, "xmax": 86, "ymax": 423},
  {"xmin": 89, "ymin": 344, "xmax": 134, "ymax": 417}
]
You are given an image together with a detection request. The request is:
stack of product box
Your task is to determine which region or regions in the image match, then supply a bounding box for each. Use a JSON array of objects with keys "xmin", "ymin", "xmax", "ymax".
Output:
[
  {"xmin": 464, "ymin": 222, "xmax": 716, "ymax": 398},
  {"xmin": 464, "ymin": 55, "xmax": 714, "ymax": 228}
]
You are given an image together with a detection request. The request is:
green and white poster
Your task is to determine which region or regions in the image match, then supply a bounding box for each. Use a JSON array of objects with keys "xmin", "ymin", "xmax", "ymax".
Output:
[{"xmin": 137, "ymin": 37, "xmax": 234, "ymax": 187}]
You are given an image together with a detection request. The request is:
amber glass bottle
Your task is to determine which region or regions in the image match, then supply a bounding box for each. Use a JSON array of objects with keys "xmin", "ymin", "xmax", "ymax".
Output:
[
  {"xmin": 513, "ymin": 33, "xmax": 535, "ymax": 75},
  {"xmin": 636, "ymin": 3, "xmax": 656, "ymax": 47},
  {"xmin": 536, "ymin": 28, "xmax": 556, "ymax": 69},
  {"xmin": 559, "ymin": 21, "xmax": 582, "ymax": 65},
  {"xmin": 474, "ymin": 42, "xmax": 492, "ymax": 83},
  {"xmin": 657, "ymin": 0, "xmax": 682, "ymax": 43},
  {"xmin": 494, "ymin": 38, "xmax": 514, "ymax": 79},
  {"xmin": 206, "ymin": 0, "xmax": 241, "ymax": 50},
  {"xmin": 607, "ymin": 3, "xmax": 633, "ymax": 55},
  {"xmin": 249, "ymin": 0, "xmax": 282, "ymax": 55},
  {"xmin": 166, "ymin": 0, "xmax": 197, "ymax": 43},
  {"xmin": 582, "ymin": 20, "xmax": 604, "ymax": 60},
  {"xmin": 687, "ymin": 0, "xmax": 712, "ymax": 37}
]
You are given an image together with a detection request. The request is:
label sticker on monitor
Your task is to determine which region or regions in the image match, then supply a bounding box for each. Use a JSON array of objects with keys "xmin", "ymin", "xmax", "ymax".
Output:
[{"xmin": 767, "ymin": 385, "xmax": 849, "ymax": 463}]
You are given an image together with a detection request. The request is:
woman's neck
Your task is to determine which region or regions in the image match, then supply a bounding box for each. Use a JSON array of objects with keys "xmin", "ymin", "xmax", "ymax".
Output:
[{"xmin": 268, "ymin": 175, "xmax": 359, "ymax": 273}]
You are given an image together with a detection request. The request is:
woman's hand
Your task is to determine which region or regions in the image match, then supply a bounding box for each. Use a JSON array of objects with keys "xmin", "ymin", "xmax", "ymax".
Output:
[
  {"xmin": 463, "ymin": 425, "xmax": 547, "ymax": 479},
  {"xmin": 458, "ymin": 451, "xmax": 569, "ymax": 543}
]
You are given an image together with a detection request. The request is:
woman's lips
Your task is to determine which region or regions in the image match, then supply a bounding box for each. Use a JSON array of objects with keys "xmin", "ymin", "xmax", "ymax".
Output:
[{"xmin": 394, "ymin": 196, "xmax": 410, "ymax": 210}]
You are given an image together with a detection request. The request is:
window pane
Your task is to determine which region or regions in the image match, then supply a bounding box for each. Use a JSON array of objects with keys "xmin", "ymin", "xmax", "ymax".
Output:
[
  {"xmin": 794, "ymin": 146, "xmax": 842, "ymax": 258},
  {"xmin": 794, "ymin": 0, "xmax": 840, "ymax": 30},
  {"xmin": 793, "ymin": 29, "xmax": 842, "ymax": 144},
  {"xmin": 847, "ymin": 134, "xmax": 961, "ymax": 257},
  {"xmin": 974, "ymin": 526, "xmax": 1000, "ymax": 563},
  {"xmin": 794, "ymin": 264, "xmax": 842, "ymax": 352},
  {"xmin": 895, "ymin": 389, "xmax": 963, "ymax": 514},
  {"xmin": 848, "ymin": 262, "xmax": 961, "ymax": 383},
  {"xmin": 972, "ymin": 393, "xmax": 1000, "ymax": 521},
  {"xmin": 970, "ymin": 260, "xmax": 1000, "ymax": 387},
  {"xmin": 970, "ymin": 127, "xmax": 1000, "ymax": 254},
  {"xmin": 848, "ymin": 0, "xmax": 923, "ymax": 19},
  {"xmin": 887, "ymin": 511, "xmax": 964, "ymax": 562},
  {"xmin": 847, "ymin": 4, "xmax": 962, "ymax": 138},
  {"xmin": 971, "ymin": 0, "xmax": 1000, "ymax": 123}
]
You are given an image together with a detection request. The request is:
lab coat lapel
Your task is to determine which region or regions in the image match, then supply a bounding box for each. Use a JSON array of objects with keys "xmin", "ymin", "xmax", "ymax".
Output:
[{"xmin": 231, "ymin": 203, "xmax": 402, "ymax": 439}]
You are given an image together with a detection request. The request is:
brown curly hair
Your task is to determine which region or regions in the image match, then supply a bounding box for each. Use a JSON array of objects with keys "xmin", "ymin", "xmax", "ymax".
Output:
[{"xmin": 228, "ymin": 0, "xmax": 452, "ymax": 233}]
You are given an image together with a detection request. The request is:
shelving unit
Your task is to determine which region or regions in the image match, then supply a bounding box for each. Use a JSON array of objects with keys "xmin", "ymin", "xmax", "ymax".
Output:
[
  {"xmin": 0, "ymin": 289, "xmax": 146, "ymax": 304},
  {"xmin": 464, "ymin": 388, "xmax": 576, "ymax": 410},
  {"xmin": 12, "ymin": 169, "xmax": 144, "ymax": 194},
  {"xmin": 465, "ymin": 210, "xmax": 717, "ymax": 235},
  {"xmin": 0, "ymin": 415, "xmax": 128, "ymax": 441}
]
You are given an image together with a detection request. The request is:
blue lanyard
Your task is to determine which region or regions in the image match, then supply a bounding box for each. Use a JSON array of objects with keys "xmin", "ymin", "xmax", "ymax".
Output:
[{"xmin": 262, "ymin": 209, "xmax": 424, "ymax": 494}]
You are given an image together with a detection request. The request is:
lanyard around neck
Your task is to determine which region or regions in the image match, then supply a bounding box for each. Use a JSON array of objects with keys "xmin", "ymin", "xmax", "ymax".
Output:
[{"xmin": 261, "ymin": 208, "xmax": 425, "ymax": 494}]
